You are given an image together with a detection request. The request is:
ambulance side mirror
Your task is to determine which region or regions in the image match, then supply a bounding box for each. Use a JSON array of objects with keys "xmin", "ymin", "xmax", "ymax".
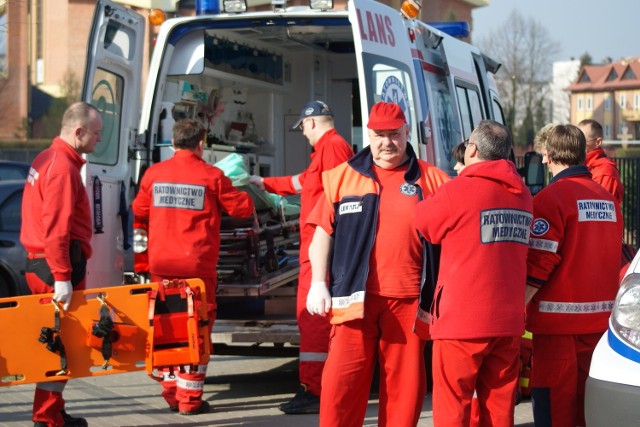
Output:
[{"xmin": 523, "ymin": 151, "xmax": 545, "ymax": 196}]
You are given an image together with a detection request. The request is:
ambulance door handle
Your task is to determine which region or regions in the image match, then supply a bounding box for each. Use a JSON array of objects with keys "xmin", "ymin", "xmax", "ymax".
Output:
[{"xmin": 419, "ymin": 121, "xmax": 431, "ymax": 145}]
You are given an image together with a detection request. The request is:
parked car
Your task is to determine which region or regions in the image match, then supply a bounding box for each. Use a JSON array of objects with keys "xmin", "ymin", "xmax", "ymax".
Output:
[
  {"xmin": 585, "ymin": 250, "xmax": 640, "ymax": 426},
  {"xmin": 0, "ymin": 180, "xmax": 28, "ymax": 298},
  {"xmin": 0, "ymin": 160, "xmax": 30, "ymax": 181}
]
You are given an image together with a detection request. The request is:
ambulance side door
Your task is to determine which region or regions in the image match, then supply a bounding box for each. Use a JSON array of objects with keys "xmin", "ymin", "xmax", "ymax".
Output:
[
  {"xmin": 81, "ymin": 0, "xmax": 144, "ymax": 288},
  {"xmin": 349, "ymin": 0, "xmax": 421, "ymax": 152}
]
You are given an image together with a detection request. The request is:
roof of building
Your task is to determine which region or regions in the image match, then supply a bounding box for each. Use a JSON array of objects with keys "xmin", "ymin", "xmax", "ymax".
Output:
[{"xmin": 566, "ymin": 57, "xmax": 640, "ymax": 92}]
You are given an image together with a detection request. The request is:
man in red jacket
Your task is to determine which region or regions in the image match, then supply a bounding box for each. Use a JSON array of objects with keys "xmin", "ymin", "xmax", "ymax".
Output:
[
  {"xmin": 526, "ymin": 124, "xmax": 622, "ymax": 427},
  {"xmin": 578, "ymin": 119, "xmax": 624, "ymax": 206},
  {"xmin": 21, "ymin": 102, "xmax": 102, "ymax": 427},
  {"xmin": 250, "ymin": 100, "xmax": 353, "ymax": 414},
  {"xmin": 415, "ymin": 120, "xmax": 533, "ymax": 427},
  {"xmin": 307, "ymin": 102, "xmax": 449, "ymax": 426},
  {"xmin": 133, "ymin": 119, "xmax": 254, "ymax": 415}
]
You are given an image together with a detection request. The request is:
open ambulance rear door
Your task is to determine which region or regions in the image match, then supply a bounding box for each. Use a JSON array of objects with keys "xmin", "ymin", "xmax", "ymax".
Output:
[
  {"xmin": 349, "ymin": 0, "xmax": 423, "ymax": 155},
  {"xmin": 81, "ymin": 0, "xmax": 144, "ymax": 288}
]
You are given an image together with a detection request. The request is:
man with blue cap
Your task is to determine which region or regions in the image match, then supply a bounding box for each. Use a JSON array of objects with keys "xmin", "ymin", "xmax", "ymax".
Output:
[{"xmin": 250, "ymin": 100, "xmax": 353, "ymax": 414}]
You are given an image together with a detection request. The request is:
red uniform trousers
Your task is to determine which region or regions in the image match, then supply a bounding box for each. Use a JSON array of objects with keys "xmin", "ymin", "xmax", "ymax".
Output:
[
  {"xmin": 530, "ymin": 333, "xmax": 600, "ymax": 427},
  {"xmin": 320, "ymin": 294, "xmax": 426, "ymax": 427},
  {"xmin": 26, "ymin": 267, "xmax": 86, "ymax": 427},
  {"xmin": 432, "ymin": 337, "xmax": 520, "ymax": 427},
  {"xmin": 296, "ymin": 261, "xmax": 331, "ymax": 396},
  {"xmin": 151, "ymin": 275, "xmax": 216, "ymax": 413}
]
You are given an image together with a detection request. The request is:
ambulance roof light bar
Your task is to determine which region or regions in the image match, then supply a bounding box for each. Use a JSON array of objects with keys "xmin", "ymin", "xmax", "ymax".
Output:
[
  {"xmin": 428, "ymin": 22, "xmax": 470, "ymax": 38},
  {"xmin": 223, "ymin": 0, "xmax": 247, "ymax": 13},
  {"xmin": 309, "ymin": 0, "xmax": 333, "ymax": 11}
]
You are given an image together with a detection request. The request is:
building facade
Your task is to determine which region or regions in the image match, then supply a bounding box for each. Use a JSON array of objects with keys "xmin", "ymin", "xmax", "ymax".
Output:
[{"xmin": 567, "ymin": 57, "xmax": 640, "ymax": 144}]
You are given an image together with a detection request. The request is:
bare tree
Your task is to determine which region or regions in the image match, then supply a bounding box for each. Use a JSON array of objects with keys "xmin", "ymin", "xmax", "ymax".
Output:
[{"xmin": 477, "ymin": 10, "xmax": 560, "ymax": 146}]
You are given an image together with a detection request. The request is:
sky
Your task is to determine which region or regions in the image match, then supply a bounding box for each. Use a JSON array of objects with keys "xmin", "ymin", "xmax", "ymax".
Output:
[{"xmin": 472, "ymin": 0, "xmax": 640, "ymax": 64}]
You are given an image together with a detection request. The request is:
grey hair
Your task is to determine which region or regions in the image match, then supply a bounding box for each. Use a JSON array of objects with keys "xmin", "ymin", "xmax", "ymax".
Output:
[{"xmin": 473, "ymin": 120, "xmax": 512, "ymax": 161}]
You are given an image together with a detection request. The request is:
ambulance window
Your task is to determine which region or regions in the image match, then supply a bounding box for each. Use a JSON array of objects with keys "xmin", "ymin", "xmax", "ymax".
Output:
[
  {"xmin": 491, "ymin": 97, "xmax": 505, "ymax": 124},
  {"xmin": 88, "ymin": 68, "xmax": 124, "ymax": 166},
  {"xmin": 456, "ymin": 84, "xmax": 483, "ymax": 137},
  {"xmin": 103, "ymin": 20, "xmax": 133, "ymax": 60},
  {"xmin": 421, "ymin": 67, "xmax": 461, "ymax": 173},
  {"xmin": 362, "ymin": 54, "xmax": 418, "ymax": 154}
]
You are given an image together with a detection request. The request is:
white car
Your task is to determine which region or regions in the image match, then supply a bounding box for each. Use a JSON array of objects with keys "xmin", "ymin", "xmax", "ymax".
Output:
[{"xmin": 586, "ymin": 251, "xmax": 640, "ymax": 425}]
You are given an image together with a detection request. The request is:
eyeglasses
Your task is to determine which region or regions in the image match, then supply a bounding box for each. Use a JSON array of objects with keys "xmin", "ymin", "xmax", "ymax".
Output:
[
  {"xmin": 298, "ymin": 118, "xmax": 314, "ymax": 130},
  {"xmin": 463, "ymin": 138, "xmax": 475, "ymax": 148}
]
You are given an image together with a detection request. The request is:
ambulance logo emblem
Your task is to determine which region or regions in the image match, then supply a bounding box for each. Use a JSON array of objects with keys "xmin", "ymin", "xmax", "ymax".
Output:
[
  {"xmin": 531, "ymin": 218, "xmax": 550, "ymax": 236},
  {"xmin": 400, "ymin": 182, "xmax": 417, "ymax": 196},
  {"xmin": 380, "ymin": 76, "xmax": 411, "ymax": 129}
]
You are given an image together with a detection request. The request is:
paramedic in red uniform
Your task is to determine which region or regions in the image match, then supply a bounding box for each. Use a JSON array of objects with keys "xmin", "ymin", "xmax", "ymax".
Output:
[
  {"xmin": 525, "ymin": 124, "xmax": 622, "ymax": 427},
  {"xmin": 306, "ymin": 102, "xmax": 449, "ymax": 427},
  {"xmin": 132, "ymin": 119, "xmax": 254, "ymax": 416},
  {"xmin": 249, "ymin": 100, "xmax": 353, "ymax": 414},
  {"xmin": 415, "ymin": 120, "xmax": 533, "ymax": 427},
  {"xmin": 577, "ymin": 119, "xmax": 624, "ymax": 206},
  {"xmin": 20, "ymin": 102, "xmax": 102, "ymax": 427}
]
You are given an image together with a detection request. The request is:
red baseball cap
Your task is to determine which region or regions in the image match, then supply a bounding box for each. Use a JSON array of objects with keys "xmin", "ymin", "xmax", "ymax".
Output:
[{"xmin": 367, "ymin": 102, "xmax": 406, "ymax": 130}]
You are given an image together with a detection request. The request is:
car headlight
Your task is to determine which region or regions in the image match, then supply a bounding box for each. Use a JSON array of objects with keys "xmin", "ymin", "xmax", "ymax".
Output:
[
  {"xmin": 132, "ymin": 228, "xmax": 148, "ymax": 254},
  {"xmin": 612, "ymin": 273, "xmax": 640, "ymax": 348}
]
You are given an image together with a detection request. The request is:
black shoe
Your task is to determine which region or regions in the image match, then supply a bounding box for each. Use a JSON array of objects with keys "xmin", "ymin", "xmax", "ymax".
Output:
[
  {"xmin": 179, "ymin": 400, "xmax": 211, "ymax": 415},
  {"xmin": 278, "ymin": 386, "xmax": 320, "ymax": 414},
  {"xmin": 60, "ymin": 410, "xmax": 88, "ymax": 427},
  {"xmin": 33, "ymin": 423, "xmax": 47, "ymax": 427},
  {"xmin": 169, "ymin": 406, "xmax": 179, "ymax": 412}
]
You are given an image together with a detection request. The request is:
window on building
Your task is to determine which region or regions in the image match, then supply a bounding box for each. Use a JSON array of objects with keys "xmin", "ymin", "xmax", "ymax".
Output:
[
  {"xmin": 620, "ymin": 94, "xmax": 627, "ymax": 109},
  {"xmin": 605, "ymin": 96, "xmax": 612, "ymax": 111},
  {"xmin": 577, "ymin": 96, "xmax": 584, "ymax": 111},
  {"xmin": 578, "ymin": 72, "xmax": 591, "ymax": 83},
  {"xmin": 0, "ymin": 5, "xmax": 7, "ymax": 78},
  {"xmin": 586, "ymin": 96, "xmax": 593, "ymax": 111},
  {"xmin": 606, "ymin": 69, "xmax": 619, "ymax": 82},
  {"xmin": 634, "ymin": 93, "xmax": 640, "ymax": 110},
  {"xmin": 622, "ymin": 67, "xmax": 637, "ymax": 81},
  {"xmin": 604, "ymin": 124, "xmax": 611, "ymax": 138}
]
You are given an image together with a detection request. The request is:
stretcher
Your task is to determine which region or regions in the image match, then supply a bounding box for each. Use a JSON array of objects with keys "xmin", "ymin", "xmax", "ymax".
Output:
[
  {"xmin": 216, "ymin": 181, "xmax": 301, "ymax": 297},
  {"xmin": 0, "ymin": 279, "xmax": 207, "ymax": 387}
]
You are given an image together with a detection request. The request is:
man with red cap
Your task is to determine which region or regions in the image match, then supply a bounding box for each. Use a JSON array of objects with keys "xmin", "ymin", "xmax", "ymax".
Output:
[
  {"xmin": 250, "ymin": 100, "xmax": 353, "ymax": 414},
  {"xmin": 306, "ymin": 102, "xmax": 449, "ymax": 426}
]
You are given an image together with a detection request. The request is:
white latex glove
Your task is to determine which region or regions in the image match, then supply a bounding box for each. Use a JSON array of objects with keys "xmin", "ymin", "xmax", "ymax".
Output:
[
  {"xmin": 249, "ymin": 175, "xmax": 265, "ymax": 191},
  {"xmin": 53, "ymin": 280, "xmax": 73, "ymax": 311},
  {"xmin": 306, "ymin": 281, "xmax": 331, "ymax": 316}
]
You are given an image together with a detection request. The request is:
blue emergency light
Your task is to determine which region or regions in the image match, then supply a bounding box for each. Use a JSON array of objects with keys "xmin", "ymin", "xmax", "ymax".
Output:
[
  {"xmin": 428, "ymin": 21, "xmax": 470, "ymax": 38},
  {"xmin": 196, "ymin": 0, "xmax": 220, "ymax": 15}
]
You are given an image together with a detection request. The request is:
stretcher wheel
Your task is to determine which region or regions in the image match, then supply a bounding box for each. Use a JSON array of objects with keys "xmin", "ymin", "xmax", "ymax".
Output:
[{"xmin": 264, "ymin": 249, "xmax": 278, "ymax": 272}]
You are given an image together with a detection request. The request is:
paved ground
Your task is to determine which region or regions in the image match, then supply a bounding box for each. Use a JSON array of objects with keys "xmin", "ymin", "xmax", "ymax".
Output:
[{"xmin": 0, "ymin": 354, "xmax": 534, "ymax": 426}]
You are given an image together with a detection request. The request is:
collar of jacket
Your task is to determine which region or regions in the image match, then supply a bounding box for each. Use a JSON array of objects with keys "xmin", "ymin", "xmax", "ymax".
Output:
[
  {"xmin": 549, "ymin": 164, "xmax": 591, "ymax": 185},
  {"xmin": 347, "ymin": 143, "xmax": 421, "ymax": 184}
]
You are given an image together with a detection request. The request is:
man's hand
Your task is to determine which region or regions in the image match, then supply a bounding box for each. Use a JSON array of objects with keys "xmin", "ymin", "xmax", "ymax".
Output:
[
  {"xmin": 53, "ymin": 281, "xmax": 73, "ymax": 311},
  {"xmin": 249, "ymin": 175, "xmax": 265, "ymax": 191},
  {"xmin": 306, "ymin": 281, "xmax": 331, "ymax": 316}
]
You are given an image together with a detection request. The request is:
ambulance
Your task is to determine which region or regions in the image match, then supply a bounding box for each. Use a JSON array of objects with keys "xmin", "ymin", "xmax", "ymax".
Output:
[{"xmin": 81, "ymin": 0, "xmax": 505, "ymax": 345}]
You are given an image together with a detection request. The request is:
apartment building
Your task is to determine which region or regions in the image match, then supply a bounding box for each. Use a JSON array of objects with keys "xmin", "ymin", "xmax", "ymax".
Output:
[
  {"xmin": 567, "ymin": 57, "xmax": 640, "ymax": 143},
  {"xmin": 0, "ymin": 0, "xmax": 487, "ymax": 140}
]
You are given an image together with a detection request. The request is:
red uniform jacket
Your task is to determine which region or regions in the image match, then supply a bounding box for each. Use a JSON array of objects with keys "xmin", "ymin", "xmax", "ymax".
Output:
[
  {"xmin": 526, "ymin": 165, "xmax": 623, "ymax": 335},
  {"xmin": 263, "ymin": 128, "xmax": 352, "ymax": 264},
  {"xmin": 415, "ymin": 160, "xmax": 533, "ymax": 340},
  {"xmin": 20, "ymin": 138, "xmax": 93, "ymax": 281},
  {"xmin": 586, "ymin": 147, "xmax": 624, "ymax": 206},
  {"xmin": 132, "ymin": 150, "xmax": 254, "ymax": 279}
]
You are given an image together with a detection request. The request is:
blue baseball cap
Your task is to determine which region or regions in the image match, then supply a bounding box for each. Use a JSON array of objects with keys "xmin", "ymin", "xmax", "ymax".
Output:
[{"xmin": 292, "ymin": 100, "xmax": 334, "ymax": 130}]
